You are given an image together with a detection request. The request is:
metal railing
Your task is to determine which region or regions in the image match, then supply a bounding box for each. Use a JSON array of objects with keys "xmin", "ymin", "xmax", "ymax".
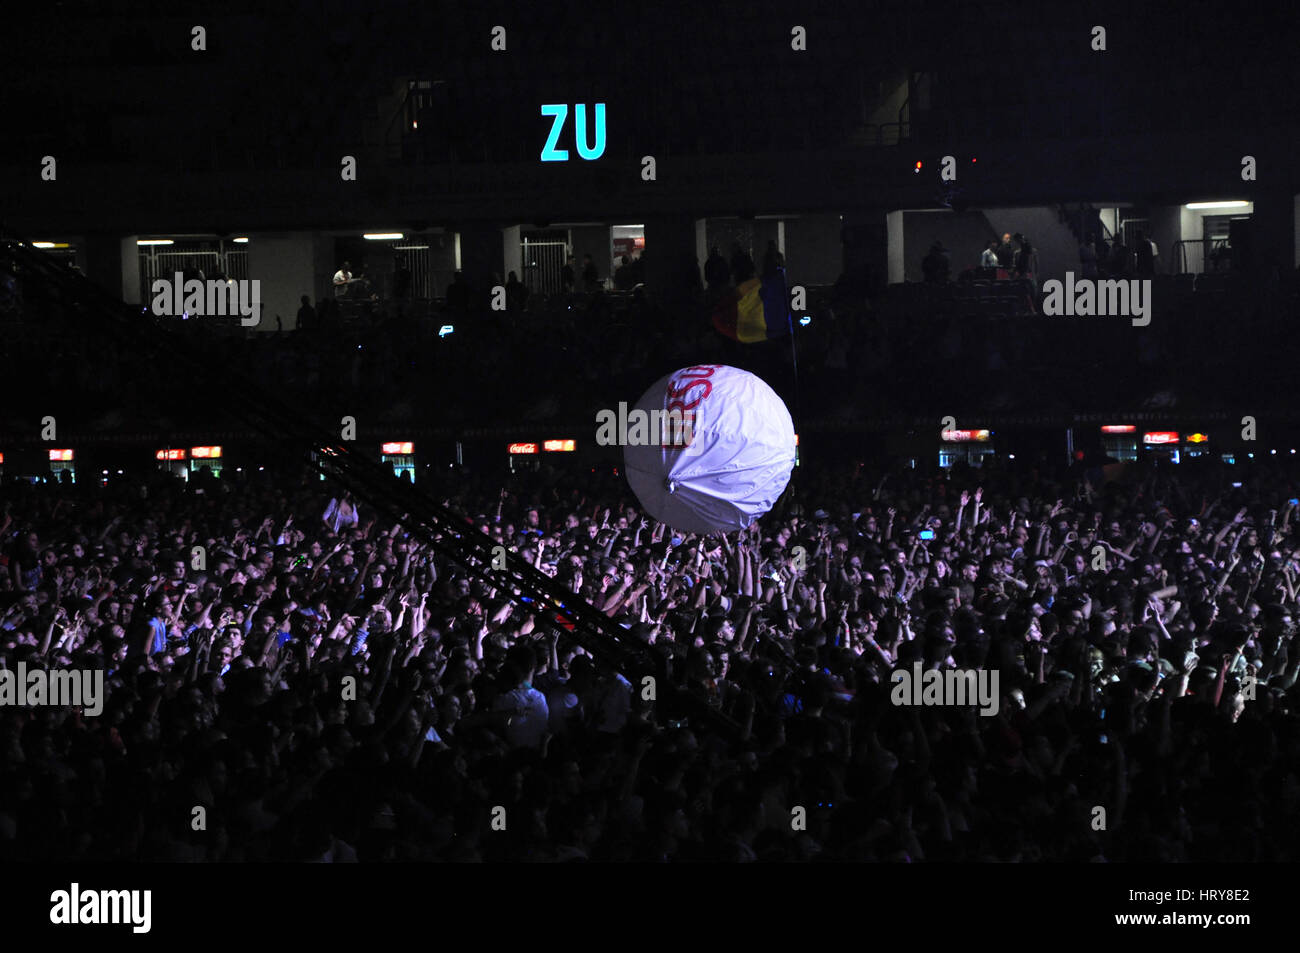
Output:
[
  {"xmin": 137, "ymin": 241, "xmax": 250, "ymax": 306},
  {"xmin": 1173, "ymin": 238, "xmax": 1234, "ymax": 276},
  {"xmin": 520, "ymin": 234, "xmax": 569, "ymax": 296}
]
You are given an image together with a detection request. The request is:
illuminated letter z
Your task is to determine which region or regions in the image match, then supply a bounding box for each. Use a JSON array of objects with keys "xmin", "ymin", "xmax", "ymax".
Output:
[{"xmin": 540, "ymin": 104, "xmax": 569, "ymax": 161}]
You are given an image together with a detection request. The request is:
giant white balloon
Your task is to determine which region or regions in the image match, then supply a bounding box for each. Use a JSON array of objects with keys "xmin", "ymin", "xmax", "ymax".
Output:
[{"xmin": 622, "ymin": 364, "xmax": 796, "ymax": 534}]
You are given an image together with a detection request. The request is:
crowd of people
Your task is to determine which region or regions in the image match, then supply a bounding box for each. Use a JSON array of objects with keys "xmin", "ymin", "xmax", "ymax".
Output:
[
  {"xmin": 4, "ymin": 454, "xmax": 1300, "ymax": 861},
  {"xmin": 940, "ymin": 228, "xmax": 1169, "ymax": 297}
]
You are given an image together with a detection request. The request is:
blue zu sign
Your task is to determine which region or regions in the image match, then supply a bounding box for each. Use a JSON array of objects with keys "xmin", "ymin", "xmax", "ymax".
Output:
[{"xmin": 540, "ymin": 103, "xmax": 607, "ymax": 161}]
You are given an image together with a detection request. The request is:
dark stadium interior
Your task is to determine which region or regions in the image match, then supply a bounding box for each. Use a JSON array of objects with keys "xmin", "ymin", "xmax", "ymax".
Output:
[{"xmin": 3, "ymin": 1, "xmax": 1300, "ymax": 868}]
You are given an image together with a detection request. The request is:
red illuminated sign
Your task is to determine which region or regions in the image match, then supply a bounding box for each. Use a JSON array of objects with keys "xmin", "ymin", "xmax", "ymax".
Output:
[
  {"xmin": 543, "ymin": 439, "xmax": 576, "ymax": 452},
  {"xmin": 940, "ymin": 429, "xmax": 990, "ymax": 443},
  {"xmin": 1142, "ymin": 432, "xmax": 1180, "ymax": 445},
  {"xmin": 49, "ymin": 449, "xmax": 74, "ymax": 462},
  {"xmin": 156, "ymin": 449, "xmax": 187, "ymax": 461},
  {"xmin": 381, "ymin": 441, "xmax": 414, "ymax": 455},
  {"xmin": 509, "ymin": 443, "xmax": 539, "ymax": 455},
  {"xmin": 1101, "ymin": 425, "xmax": 1136, "ymax": 434},
  {"xmin": 191, "ymin": 446, "xmax": 223, "ymax": 458}
]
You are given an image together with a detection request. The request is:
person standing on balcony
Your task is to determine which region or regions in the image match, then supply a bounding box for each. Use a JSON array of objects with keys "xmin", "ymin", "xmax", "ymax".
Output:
[
  {"xmin": 1134, "ymin": 230, "xmax": 1159, "ymax": 276},
  {"xmin": 980, "ymin": 240, "xmax": 1001, "ymax": 269},
  {"xmin": 1079, "ymin": 235, "xmax": 1099, "ymax": 279},
  {"xmin": 704, "ymin": 246, "xmax": 730, "ymax": 290},
  {"xmin": 333, "ymin": 261, "xmax": 353, "ymax": 297},
  {"xmin": 1014, "ymin": 238, "xmax": 1038, "ymax": 293},
  {"xmin": 996, "ymin": 232, "xmax": 1017, "ymax": 270},
  {"xmin": 582, "ymin": 253, "xmax": 600, "ymax": 292}
]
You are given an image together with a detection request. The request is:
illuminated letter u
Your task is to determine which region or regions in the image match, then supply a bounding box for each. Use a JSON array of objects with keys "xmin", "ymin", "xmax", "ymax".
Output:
[{"xmin": 574, "ymin": 103, "xmax": 606, "ymax": 160}]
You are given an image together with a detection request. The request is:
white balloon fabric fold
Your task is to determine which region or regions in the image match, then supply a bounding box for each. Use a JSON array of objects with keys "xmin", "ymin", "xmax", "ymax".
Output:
[{"xmin": 623, "ymin": 364, "xmax": 796, "ymax": 534}]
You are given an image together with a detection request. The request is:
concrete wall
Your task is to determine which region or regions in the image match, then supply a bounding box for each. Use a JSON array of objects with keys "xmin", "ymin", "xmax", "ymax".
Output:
[
  {"xmin": 897, "ymin": 206, "xmax": 1087, "ymax": 285},
  {"xmin": 644, "ymin": 215, "xmax": 701, "ymax": 294},
  {"xmin": 752, "ymin": 220, "xmax": 780, "ymax": 266},
  {"xmin": 1098, "ymin": 208, "xmax": 1121, "ymax": 241},
  {"xmin": 700, "ymin": 214, "xmax": 843, "ymax": 287},
  {"xmin": 120, "ymin": 236, "xmax": 140, "ymax": 306},
  {"xmin": 783, "ymin": 213, "xmax": 843, "ymax": 286},
  {"xmin": 867, "ymin": 71, "xmax": 909, "ymax": 128},
  {"xmin": 83, "ymin": 233, "xmax": 126, "ymax": 302},
  {"xmin": 981, "ymin": 207, "xmax": 1079, "ymax": 286},
  {"xmin": 887, "ymin": 211, "xmax": 904, "ymax": 284},
  {"xmin": 705, "ymin": 218, "xmax": 755, "ymax": 263},
  {"xmin": 1179, "ymin": 205, "xmax": 1203, "ymax": 274},
  {"xmin": 457, "ymin": 225, "xmax": 507, "ymax": 298},
  {"xmin": 1244, "ymin": 191, "xmax": 1291, "ymax": 277},
  {"xmin": 568, "ymin": 225, "xmax": 611, "ymax": 287},
  {"xmin": 902, "ymin": 210, "xmax": 997, "ymax": 281},
  {"xmin": 427, "ymin": 232, "xmax": 457, "ymax": 298},
  {"xmin": 841, "ymin": 210, "xmax": 888, "ymax": 292},
  {"xmin": 13, "ymin": 129, "xmax": 1295, "ymax": 240},
  {"xmin": 313, "ymin": 233, "xmax": 338, "ymax": 305},
  {"xmin": 1148, "ymin": 205, "xmax": 1181, "ymax": 276},
  {"xmin": 248, "ymin": 232, "xmax": 318, "ymax": 331},
  {"xmin": 503, "ymin": 225, "xmax": 522, "ymax": 282}
]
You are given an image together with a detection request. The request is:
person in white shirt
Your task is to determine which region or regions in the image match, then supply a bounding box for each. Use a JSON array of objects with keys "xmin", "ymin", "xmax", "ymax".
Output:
[
  {"xmin": 322, "ymin": 494, "xmax": 359, "ymax": 534},
  {"xmin": 333, "ymin": 262, "xmax": 353, "ymax": 297},
  {"xmin": 493, "ymin": 645, "xmax": 550, "ymax": 749},
  {"xmin": 593, "ymin": 663, "xmax": 632, "ymax": 734},
  {"xmin": 980, "ymin": 240, "xmax": 1000, "ymax": 269}
]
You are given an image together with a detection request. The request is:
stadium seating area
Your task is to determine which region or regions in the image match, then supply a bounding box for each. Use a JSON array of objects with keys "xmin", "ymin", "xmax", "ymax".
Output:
[{"xmin": 4, "ymin": 248, "xmax": 1299, "ymax": 442}]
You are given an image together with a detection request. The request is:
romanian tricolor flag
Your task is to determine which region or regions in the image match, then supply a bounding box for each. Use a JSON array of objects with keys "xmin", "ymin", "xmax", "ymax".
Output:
[{"xmin": 712, "ymin": 270, "xmax": 791, "ymax": 343}]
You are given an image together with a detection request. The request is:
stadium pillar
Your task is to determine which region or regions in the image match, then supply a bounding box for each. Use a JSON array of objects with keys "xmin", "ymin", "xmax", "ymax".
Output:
[
  {"xmin": 503, "ymin": 226, "xmax": 522, "ymax": 282},
  {"xmin": 752, "ymin": 220, "xmax": 780, "ymax": 262},
  {"xmin": 246, "ymin": 232, "xmax": 322, "ymax": 331},
  {"xmin": 1148, "ymin": 206, "xmax": 1181, "ymax": 276},
  {"xmin": 643, "ymin": 214, "xmax": 705, "ymax": 298},
  {"xmin": 457, "ymin": 224, "xmax": 509, "ymax": 302},
  {"xmin": 83, "ymin": 233, "xmax": 138, "ymax": 305},
  {"xmin": 783, "ymin": 213, "xmax": 843, "ymax": 286},
  {"xmin": 1295, "ymin": 193, "xmax": 1300, "ymax": 270},
  {"xmin": 841, "ymin": 209, "xmax": 889, "ymax": 295},
  {"xmin": 1246, "ymin": 188, "xmax": 1293, "ymax": 280},
  {"xmin": 887, "ymin": 211, "xmax": 904, "ymax": 285}
]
